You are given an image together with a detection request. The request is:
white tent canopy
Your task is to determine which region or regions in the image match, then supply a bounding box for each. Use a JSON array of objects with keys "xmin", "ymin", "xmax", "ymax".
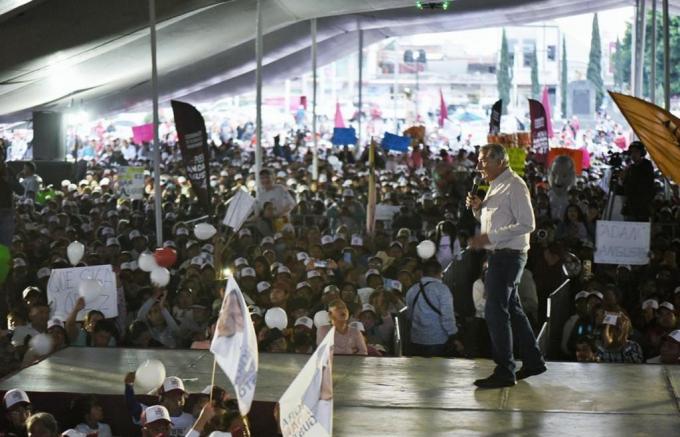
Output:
[{"xmin": 0, "ymin": 0, "xmax": 673, "ymax": 122}]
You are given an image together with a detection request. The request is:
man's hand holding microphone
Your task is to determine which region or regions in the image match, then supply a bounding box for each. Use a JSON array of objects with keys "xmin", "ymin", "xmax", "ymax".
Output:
[{"xmin": 466, "ymin": 175, "xmax": 491, "ymax": 249}]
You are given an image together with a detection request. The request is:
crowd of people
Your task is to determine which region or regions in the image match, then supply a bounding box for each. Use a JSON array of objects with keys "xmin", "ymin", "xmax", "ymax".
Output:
[{"xmin": 0, "ymin": 114, "xmax": 679, "ymax": 434}]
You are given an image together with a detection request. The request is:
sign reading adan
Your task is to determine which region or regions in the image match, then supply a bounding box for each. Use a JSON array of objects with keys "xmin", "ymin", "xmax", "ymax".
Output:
[
  {"xmin": 594, "ymin": 220, "xmax": 651, "ymax": 265},
  {"xmin": 47, "ymin": 265, "xmax": 118, "ymax": 321}
]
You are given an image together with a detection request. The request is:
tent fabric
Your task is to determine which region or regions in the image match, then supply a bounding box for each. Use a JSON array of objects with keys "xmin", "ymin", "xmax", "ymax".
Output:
[{"xmin": 0, "ymin": 0, "xmax": 674, "ymax": 121}]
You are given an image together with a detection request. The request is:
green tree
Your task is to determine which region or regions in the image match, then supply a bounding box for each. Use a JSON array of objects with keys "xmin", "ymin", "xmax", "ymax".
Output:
[
  {"xmin": 530, "ymin": 47, "xmax": 540, "ymax": 99},
  {"xmin": 561, "ymin": 37, "xmax": 568, "ymax": 117},
  {"xmin": 497, "ymin": 29, "xmax": 512, "ymax": 114},
  {"xmin": 612, "ymin": 37, "xmax": 626, "ymax": 90},
  {"xmin": 587, "ymin": 13, "xmax": 604, "ymax": 110}
]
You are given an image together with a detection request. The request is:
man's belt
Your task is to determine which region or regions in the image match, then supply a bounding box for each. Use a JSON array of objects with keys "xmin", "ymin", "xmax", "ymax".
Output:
[{"xmin": 487, "ymin": 248, "xmax": 525, "ymax": 255}]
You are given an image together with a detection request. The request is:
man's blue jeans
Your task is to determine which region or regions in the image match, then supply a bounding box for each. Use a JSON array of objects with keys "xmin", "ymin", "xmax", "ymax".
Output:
[{"xmin": 484, "ymin": 250, "xmax": 544, "ymax": 381}]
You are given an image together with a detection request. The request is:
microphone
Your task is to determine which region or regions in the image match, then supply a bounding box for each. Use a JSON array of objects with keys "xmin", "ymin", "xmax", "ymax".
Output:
[{"xmin": 468, "ymin": 175, "xmax": 483, "ymax": 211}]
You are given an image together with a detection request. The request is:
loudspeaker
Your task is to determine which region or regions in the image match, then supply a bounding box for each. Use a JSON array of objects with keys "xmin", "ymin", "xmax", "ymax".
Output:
[{"xmin": 32, "ymin": 111, "xmax": 65, "ymax": 161}]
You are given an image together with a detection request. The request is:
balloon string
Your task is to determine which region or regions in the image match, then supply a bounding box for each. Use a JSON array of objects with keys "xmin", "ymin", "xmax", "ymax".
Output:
[{"xmin": 209, "ymin": 356, "xmax": 217, "ymax": 402}]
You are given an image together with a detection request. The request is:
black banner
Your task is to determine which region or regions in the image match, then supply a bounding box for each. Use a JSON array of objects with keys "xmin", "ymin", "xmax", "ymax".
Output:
[
  {"xmin": 171, "ymin": 100, "xmax": 212, "ymax": 213},
  {"xmin": 489, "ymin": 99, "xmax": 502, "ymax": 135},
  {"xmin": 528, "ymin": 98, "xmax": 549, "ymax": 158}
]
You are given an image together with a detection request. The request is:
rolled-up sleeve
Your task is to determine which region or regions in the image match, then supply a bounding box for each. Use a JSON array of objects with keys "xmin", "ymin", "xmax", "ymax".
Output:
[{"xmin": 487, "ymin": 181, "xmax": 535, "ymax": 245}]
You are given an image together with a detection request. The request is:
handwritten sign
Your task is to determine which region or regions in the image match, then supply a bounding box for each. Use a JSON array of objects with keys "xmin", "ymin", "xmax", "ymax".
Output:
[
  {"xmin": 118, "ymin": 166, "xmax": 145, "ymax": 200},
  {"xmin": 47, "ymin": 265, "xmax": 118, "ymax": 321},
  {"xmin": 594, "ymin": 220, "xmax": 650, "ymax": 265}
]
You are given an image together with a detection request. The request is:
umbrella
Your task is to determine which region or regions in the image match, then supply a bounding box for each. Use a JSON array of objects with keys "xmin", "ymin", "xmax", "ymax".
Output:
[
  {"xmin": 454, "ymin": 111, "xmax": 484, "ymax": 122},
  {"xmin": 609, "ymin": 91, "xmax": 680, "ymax": 185}
]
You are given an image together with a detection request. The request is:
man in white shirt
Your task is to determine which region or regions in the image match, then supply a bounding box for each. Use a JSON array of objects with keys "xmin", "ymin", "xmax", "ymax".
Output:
[
  {"xmin": 256, "ymin": 169, "xmax": 296, "ymax": 219},
  {"xmin": 467, "ymin": 144, "xmax": 545, "ymax": 389}
]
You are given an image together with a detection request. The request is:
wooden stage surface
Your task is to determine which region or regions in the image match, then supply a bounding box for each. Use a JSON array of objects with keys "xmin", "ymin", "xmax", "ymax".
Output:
[{"xmin": 1, "ymin": 348, "xmax": 679, "ymax": 436}]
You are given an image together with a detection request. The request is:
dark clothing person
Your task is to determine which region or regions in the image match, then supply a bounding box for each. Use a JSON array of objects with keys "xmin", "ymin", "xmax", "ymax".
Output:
[
  {"xmin": 0, "ymin": 161, "xmax": 24, "ymax": 246},
  {"xmin": 622, "ymin": 157, "xmax": 654, "ymax": 221}
]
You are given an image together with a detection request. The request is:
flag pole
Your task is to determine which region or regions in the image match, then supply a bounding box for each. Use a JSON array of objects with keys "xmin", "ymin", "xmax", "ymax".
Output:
[
  {"xmin": 209, "ymin": 357, "xmax": 217, "ymax": 402},
  {"xmin": 148, "ymin": 0, "xmax": 163, "ymax": 247}
]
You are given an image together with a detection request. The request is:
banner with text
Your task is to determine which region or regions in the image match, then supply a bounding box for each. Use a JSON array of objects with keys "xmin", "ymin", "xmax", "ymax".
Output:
[
  {"xmin": 279, "ymin": 327, "xmax": 334, "ymax": 437},
  {"xmin": 594, "ymin": 220, "xmax": 651, "ymax": 265},
  {"xmin": 47, "ymin": 265, "xmax": 117, "ymax": 321},
  {"xmin": 489, "ymin": 99, "xmax": 502, "ymax": 135},
  {"xmin": 118, "ymin": 166, "xmax": 145, "ymax": 199},
  {"xmin": 171, "ymin": 100, "xmax": 212, "ymax": 213},
  {"xmin": 528, "ymin": 99, "xmax": 549, "ymax": 158}
]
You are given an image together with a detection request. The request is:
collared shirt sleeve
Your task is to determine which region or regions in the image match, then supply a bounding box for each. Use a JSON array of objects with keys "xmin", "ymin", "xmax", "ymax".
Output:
[{"xmin": 487, "ymin": 178, "xmax": 535, "ymax": 245}]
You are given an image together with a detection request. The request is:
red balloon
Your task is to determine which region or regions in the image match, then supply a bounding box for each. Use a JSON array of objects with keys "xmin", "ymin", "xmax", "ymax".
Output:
[{"xmin": 154, "ymin": 248, "xmax": 177, "ymax": 268}]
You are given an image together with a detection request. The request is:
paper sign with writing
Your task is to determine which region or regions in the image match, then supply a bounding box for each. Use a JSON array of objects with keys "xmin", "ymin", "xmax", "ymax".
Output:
[
  {"xmin": 118, "ymin": 166, "xmax": 145, "ymax": 200},
  {"xmin": 594, "ymin": 220, "xmax": 650, "ymax": 265},
  {"xmin": 47, "ymin": 265, "xmax": 118, "ymax": 321}
]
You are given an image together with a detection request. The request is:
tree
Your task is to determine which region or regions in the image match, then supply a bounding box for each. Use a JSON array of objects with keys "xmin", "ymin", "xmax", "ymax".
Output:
[
  {"xmin": 612, "ymin": 37, "xmax": 626, "ymax": 90},
  {"xmin": 497, "ymin": 29, "xmax": 512, "ymax": 114},
  {"xmin": 587, "ymin": 13, "xmax": 604, "ymax": 111},
  {"xmin": 561, "ymin": 37, "xmax": 568, "ymax": 117},
  {"xmin": 530, "ymin": 47, "xmax": 540, "ymax": 99}
]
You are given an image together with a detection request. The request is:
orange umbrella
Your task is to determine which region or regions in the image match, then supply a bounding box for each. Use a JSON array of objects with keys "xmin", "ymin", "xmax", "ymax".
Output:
[{"xmin": 609, "ymin": 91, "xmax": 680, "ymax": 185}]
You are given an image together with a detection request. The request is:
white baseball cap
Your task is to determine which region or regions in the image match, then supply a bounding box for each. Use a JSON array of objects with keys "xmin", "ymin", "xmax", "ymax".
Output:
[
  {"xmin": 161, "ymin": 376, "xmax": 186, "ymax": 394},
  {"xmin": 47, "ymin": 318, "xmax": 65, "ymax": 330},
  {"xmin": 321, "ymin": 235, "xmax": 334, "ymax": 245},
  {"xmin": 365, "ymin": 269, "xmax": 381, "ymax": 280},
  {"xmin": 660, "ymin": 301, "xmax": 676, "ymax": 312},
  {"xmin": 13, "ymin": 258, "xmax": 27, "ymax": 268},
  {"xmin": 668, "ymin": 330, "xmax": 680, "ymax": 343},
  {"xmin": 307, "ymin": 270, "xmax": 321, "ymax": 280},
  {"xmin": 261, "ymin": 236, "xmax": 275, "ymax": 246},
  {"xmin": 238, "ymin": 228, "xmax": 252, "ymax": 238},
  {"xmin": 294, "ymin": 316, "xmax": 314, "ymax": 329},
  {"xmin": 257, "ymin": 281, "xmax": 271, "ymax": 293},
  {"xmin": 351, "ymin": 235, "xmax": 363, "ymax": 246},
  {"xmin": 191, "ymin": 256, "xmax": 204, "ymax": 267},
  {"xmin": 589, "ymin": 291, "xmax": 604, "ymax": 300},
  {"xmin": 296, "ymin": 252, "xmax": 309, "ymax": 262},
  {"xmin": 277, "ymin": 266, "xmax": 292, "ymax": 275},
  {"xmin": 249, "ymin": 306, "xmax": 264, "ymax": 317},
  {"xmin": 61, "ymin": 430, "xmax": 87, "ymax": 437},
  {"xmin": 642, "ymin": 299, "xmax": 659, "ymax": 310},
  {"xmin": 349, "ymin": 321, "xmax": 365, "ymax": 332},
  {"xmin": 37, "ymin": 267, "xmax": 52, "ymax": 280},
  {"xmin": 176, "ymin": 228, "xmax": 189, "ymax": 236},
  {"xmin": 240, "ymin": 267, "xmax": 256, "ymax": 278},
  {"xmin": 106, "ymin": 237, "xmax": 120, "ymax": 247},
  {"xmin": 296, "ymin": 281, "xmax": 311, "ymax": 290},
  {"xmin": 142, "ymin": 405, "xmax": 172, "ymax": 425},
  {"xmin": 323, "ymin": 285, "xmax": 339, "ymax": 294},
  {"xmin": 234, "ymin": 257, "xmax": 249, "ymax": 267},
  {"xmin": 342, "ymin": 188, "xmax": 355, "ymax": 197},
  {"xmin": 575, "ymin": 291, "xmax": 590, "ymax": 301},
  {"xmin": 360, "ymin": 303, "xmax": 376, "ymax": 314},
  {"xmin": 3, "ymin": 389, "xmax": 30, "ymax": 409},
  {"xmin": 129, "ymin": 230, "xmax": 142, "ymax": 240}
]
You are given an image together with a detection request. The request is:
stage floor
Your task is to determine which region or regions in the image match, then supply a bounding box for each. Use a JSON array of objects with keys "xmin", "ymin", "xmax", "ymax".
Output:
[{"xmin": 1, "ymin": 348, "xmax": 679, "ymax": 436}]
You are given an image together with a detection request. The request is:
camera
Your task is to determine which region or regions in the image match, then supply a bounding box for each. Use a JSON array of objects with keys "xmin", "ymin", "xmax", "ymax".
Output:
[{"xmin": 535, "ymin": 229, "xmax": 548, "ymax": 241}]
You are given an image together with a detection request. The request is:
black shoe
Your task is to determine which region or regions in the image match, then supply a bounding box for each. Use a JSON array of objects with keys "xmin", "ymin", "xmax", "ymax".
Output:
[
  {"xmin": 515, "ymin": 365, "xmax": 547, "ymax": 381},
  {"xmin": 474, "ymin": 374, "xmax": 516, "ymax": 389}
]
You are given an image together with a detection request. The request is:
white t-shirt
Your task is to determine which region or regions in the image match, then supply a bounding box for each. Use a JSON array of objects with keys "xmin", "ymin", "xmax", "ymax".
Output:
[{"xmin": 75, "ymin": 422, "xmax": 113, "ymax": 437}]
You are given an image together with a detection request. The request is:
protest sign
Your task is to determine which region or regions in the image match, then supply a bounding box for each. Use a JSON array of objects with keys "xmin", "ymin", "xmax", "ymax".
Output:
[
  {"xmin": 118, "ymin": 166, "xmax": 145, "ymax": 199},
  {"xmin": 223, "ymin": 189, "xmax": 256, "ymax": 232},
  {"xmin": 47, "ymin": 265, "xmax": 117, "ymax": 321},
  {"xmin": 594, "ymin": 220, "xmax": 651, "ymax": 265}
]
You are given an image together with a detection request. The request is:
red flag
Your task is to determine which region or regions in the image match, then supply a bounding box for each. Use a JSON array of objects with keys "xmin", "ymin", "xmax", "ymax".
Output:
[
  {"xmin": 541, "ymin": 87, "xmax": 554, "ymax": 138},
  {"xmin": 334, "ymin": 102, "xmax": 345, "ymax": 128},
  {"xmin": 438, "ymin": 90, "xmax": 448, "ymax": 127}
]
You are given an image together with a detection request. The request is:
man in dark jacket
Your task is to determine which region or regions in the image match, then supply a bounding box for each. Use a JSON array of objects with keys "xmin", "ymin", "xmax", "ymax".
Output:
[
  {"xmin": 622, "ymin": 141, "xmax": 655, "ymax": 222},
  {"xmin": 0, "ymin": 143, "xmax": 25, "ymax": 246}
]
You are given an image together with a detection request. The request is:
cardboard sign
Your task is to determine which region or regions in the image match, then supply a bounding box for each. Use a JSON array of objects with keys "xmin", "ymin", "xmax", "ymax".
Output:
[
  {"xmin": 507, "ymin": 147, "xmax": 527, "ymax": 176},
  {"xmin": 118, "ymin": 166, "xmax": 145, "ymax": 200},
  {"xmin": 594, "ymin": 220, "xmax": 650, "ymax": 265},
  {"xmin": 47, "ymin": 265, "xmax": 118, "ymax": 321}
]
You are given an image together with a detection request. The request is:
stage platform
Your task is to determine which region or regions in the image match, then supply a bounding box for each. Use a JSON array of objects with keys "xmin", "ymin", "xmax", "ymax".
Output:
[{"xmin": 1, "ymin": 348, "xmax": 679, "ymax": 436}]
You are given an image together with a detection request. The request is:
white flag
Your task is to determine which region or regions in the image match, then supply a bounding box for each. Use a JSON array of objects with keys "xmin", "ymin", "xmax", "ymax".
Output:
[
  {"xmin": 222, "ymin": 189, "xmax": 256, "ymax": 232},
  {"xmin": 210, "ymin": 277, "xmax": 258, "ymax": 416},
  {"xmin": 279, "ymin": 327, "xmax": 335, "ymax": 437}
]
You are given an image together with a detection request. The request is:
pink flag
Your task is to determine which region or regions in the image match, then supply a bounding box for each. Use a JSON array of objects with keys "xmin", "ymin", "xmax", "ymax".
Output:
[
  {"xmin": 438, "ymin": 90, "xmax": 448, "ymax": 127},
  {"xmin": 541, "ymin": 87, "xmax": 554, "ymax": 139},
  {"xmin": 334, "ymin": 102, "xmax": 345, "ymax": 128},
  {"xmin": 131, "ymin": 123, "xmax": 154, "ymax": 144}
]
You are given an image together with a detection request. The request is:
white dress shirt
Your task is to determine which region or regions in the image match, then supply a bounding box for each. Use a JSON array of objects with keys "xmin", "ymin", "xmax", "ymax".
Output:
[{"xmin": 473, "ymin": 168, "xmax": 535, "ymax": 252}]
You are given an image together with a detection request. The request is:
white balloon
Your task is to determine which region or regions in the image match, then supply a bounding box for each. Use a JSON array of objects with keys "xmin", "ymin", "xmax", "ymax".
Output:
[
  {"xmin": 135, "ymin": 359, "xmax": 166, "ymax": 394},
  {"xmin": 416, "ymin": 240, "xmax": 436, "ymax": 260},
  {"xmin": 138, "ymin": 251, "xmax": 158, "ymax": 272},
  {"xmin": 150, "ymin": 267, "xmax": 171, "ymax": 287},
  {"xmin": 78, "ymin": 278, "xmax": 103, "ymax": 303},
  {"xmin": 264, "ymin": 307, "xmax": 288, "ymax": 331},
  {"xmin": 30, "ymin": 333, "xmax": 54, "ymax": 356},
  {"xmin": 67, "ymin": 241, "xmax": 85, "ymax": 266},
  {"xmin": 194, "ymin": 223, "xmax": 217, "ymax": 241},
  {"xmin": 313, "ymin": 310, "xmax": 331, "ymax": 329}
]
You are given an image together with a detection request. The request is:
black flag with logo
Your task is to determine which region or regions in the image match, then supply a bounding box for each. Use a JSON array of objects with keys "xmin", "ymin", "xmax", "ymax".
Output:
[
  {"xmin": 489, "ymin": 99, "xmax": 502, "ymax": 135},
  {"xmin": 171, "ymin": 100, "xmax": 212, "ymax": 213}
]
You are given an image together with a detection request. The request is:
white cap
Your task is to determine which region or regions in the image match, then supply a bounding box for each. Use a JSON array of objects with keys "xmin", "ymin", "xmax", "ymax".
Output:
[
  {"xmin": 660, "ymin": 301, "xmax": 675, "ymax": 312},
  {"xmin": 191, "ymin": 256, "xmax": 204, "ymax": 267},
  {"xmin": 234, "ymin": 257, "xmax": 249, "ymax": 267},
  {"xmin": 386, "ymin": 279, "xmax": 402, "ymax": 292},
  {"xmin": 129, "ymin": 230, "xmax": 142, "ymax": 240},
  {"xmin": 238, "ymin": 228, "xmax": 252, "ymax": 238},
  {"xmin": 351, "ymin": 235, "xmax": 363, "ymax": 246},
  {"xmin": 365, "ymin": 269, "xmax": 381, "ymax": 280},
  {"xmin": 321, "ymin": 235, "xmax": 334, "ymax": 245},
  {"xmin": 307, "ymin": 270, "xmax": 321, "ymax": 279},
  {"xmin": 257, "ymin": 281, "xmax": 271, "ymax": 293},
  {"xmin": 176, "ymin": 228, "xmax": 189, "ymax": 236},
  {"xmin": 13, "ymin": 258, "xmax": 27, "ymax": 268},
  {"xmin": 342, "ymin": 188, "xmax": 355, "ymax": 197},
  {"xmin": 296, "ymin": 281, "xmax": 311, "ymax": 290},
  {"xmin": 277, "ymin": 265, "xmax": 292, "ymax": 275},
  {"xmin": 106, "ymin": 237, "xmax": 120, "ymax": 247},
  {"xmin": 161, "ymin": 376, "xmax": 186, "ymax": 394},
  {"xmin": 240, "ymin": 267, "xmax": 256, "ymax": 278},
  {"xmin": 349, "ymin": 321, "xmax": 365, "ymax": 332},
  {"xmin": 99, "ymin": 177, "xmax": 110, "ymax": 186},
  {"xmin": 142, "ymin": 405, "xmax": 172, "ymax": 425},
  {"xmin": 62, "ymin": 430, "xmax": 86, "ymax": 437},
  {"xmin": 47, "ymin": 318, "xmax": 65, "ymax": 330},
  {"xmin": 201, "ymin": 244, "xmax": 214, "ymax": 254},
  {"xmin": 360, "ymin": 303, "xmax": 376, "ymax": 314},
  {"xmin": 294, "ymin": 316, "xmax": 314, "ymax": 329},
  {"xmin": 249, "ymin": 306, "xmax": 264, "ymax": 317},
  {"xmin": 642, "ymin": 299, "xmax": 659, "ymax": 310},
  {"xmin": 323, "ymin": 285, "xmax": 339, "ymax": 294},
  {"xmin": 261, "ymin": 236, "xmax": 275, "ymax": 246},
  {"xmin": 575, "ymin": 291, "xmax": 590, "ymax": 301},
  {"xmin": 589, "ymin": 291, "xmax": 604, "ymax": 300},
  {"xmin": 296, "ymin": 252, "xmax": 309, "ymax": 262},
  {"xmin": 37, "ymin": 267, "xmax": 51, "ymax": 280},
  {"xmin": 120, "ymin": 262, "xmax": 134, "ymax": 271},
  {"xmin": 3, "ymin": 389, "xmax": 30, "ymax": 409},
  {"xmin": 274, "ymin": 232, "xmax": 284, "ymax": 240},
  {"xmin": 668, "ymin": 330, "xmax": 680, "ymax": 343}
]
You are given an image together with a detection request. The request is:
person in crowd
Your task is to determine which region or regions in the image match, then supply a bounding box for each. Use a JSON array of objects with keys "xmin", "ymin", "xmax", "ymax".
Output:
[
  {"xmin": 25, "ymin": 412, "xmax": 59, "ymax": 437},
  {"xmin": 621, "ymin": 141, "xmax": 655, "ymax": 222},
  {"xmin": 125, "ymin": 374, "xmax": 194, "ymax": 435},
  {"xmin": 597, "ymin": 312, "xmax": 644, "ymax": 363},
  {"xmin": 405, "ymin": 259, "xmax": 460, "ymax": 358},
  {"xmin": 256, "ymin": 169, "xmax": 296, "ymax": 228},
  {"xmin": 0, "ymin": 143, "xmax": 25, "ymax": 246},
  {"xmin": 71, "ymin": 395, "xmax": 112, "ymax": 437},
  {"xmin": 317, "ymin": 299, "xmax": 367, "ymax": 355},
  {"xmin": 3, "ymin": 389, "xmax": 31, "ymax": 437},
  {"xmin": 18, "ymin": 163, "xmax": 41, "ymax": 201}
]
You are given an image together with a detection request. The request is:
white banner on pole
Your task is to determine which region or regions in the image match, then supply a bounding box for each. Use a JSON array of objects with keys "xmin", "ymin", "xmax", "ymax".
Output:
[
  {"xmin": 222, "ymin": 189, "xmax": 256, "ymax": 232},
  {"xmin": 594, "ymin": 220, "xmax": 651, "ymax": 265},
  {"xmin": 47, "ymin": 265, "xmax": 118, "ymax": 321},
  {"xmin": 279, "ymin": 327, "xmax": 334, "ymax": 437},
  {"xmin": 210, "ymin": 277, "xmax": 259, "ymax": 416}
]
